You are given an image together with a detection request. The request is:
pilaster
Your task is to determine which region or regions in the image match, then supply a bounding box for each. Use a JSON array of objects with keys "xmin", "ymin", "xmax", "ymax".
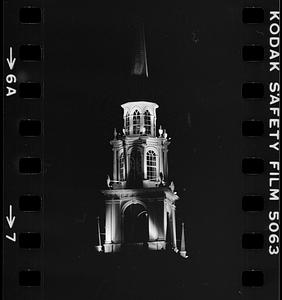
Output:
[
  {"xmin": 171, "ymin": 206, "xmax": 177, "ymax": 251},
  {"xmin": 164, "ymin": 149, "xmax": 168, "ymax": 179},
  {"xmin": 113, "ymin": 149, "xmax": 117, "ymax": 180},
  {"xmin": 159, "ymin": 146, "xmax": 164, "ymax": 177}
]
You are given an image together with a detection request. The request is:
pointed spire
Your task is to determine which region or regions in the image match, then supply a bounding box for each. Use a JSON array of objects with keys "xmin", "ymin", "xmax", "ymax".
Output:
[
  {"xmin": 131, "ymin": 23, "xmax": 148, "ymax": 77},
  {"xmin": 113, "ymin": 128, "xmax": 117, "ymax": 140},
  {"xmin": 106, "ymin": 175, "xmax": 111, "ymax": 188},
  {"xmin": 96, "ymin": 216, "xmax": 103, "ymax": 252},
  {"xmin": 180, "ymin": 222, "xmax": 185, "ymax": 250},
  {"xmin": 180, "ymin": 222, "xmax": 188, "ymax": 258}
]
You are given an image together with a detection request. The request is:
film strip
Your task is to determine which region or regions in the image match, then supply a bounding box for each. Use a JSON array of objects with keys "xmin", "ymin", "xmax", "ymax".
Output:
[
  {"xmin": 241, "ymin": 3, "xmax": 280, "ymax": 299},
  {"xmin": 3, "ymin": 1, "xmax": 280, "ymax": 300},
  {"xmin": 4, "ymin": 1, "xmax": 44, "ymax": 299},
  {"xmin": 241, "ymin": 5, "xmax": 267, "ymax": 291}
]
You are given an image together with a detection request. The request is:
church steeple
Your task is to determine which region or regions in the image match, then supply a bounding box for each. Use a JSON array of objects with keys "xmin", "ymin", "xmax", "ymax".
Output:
[{"xmin": 98, "ymin": 22, "xmax": 185, "ymax": 255}]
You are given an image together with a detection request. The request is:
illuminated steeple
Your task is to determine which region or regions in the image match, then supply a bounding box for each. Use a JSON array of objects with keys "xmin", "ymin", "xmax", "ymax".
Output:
[{"xmin": 97, "ymin": 22, "xmax": 185, "ymax": 257}]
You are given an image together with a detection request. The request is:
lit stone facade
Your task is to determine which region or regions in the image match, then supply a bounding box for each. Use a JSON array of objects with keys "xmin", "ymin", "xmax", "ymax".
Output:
[{"xmin": 101, "ymin": 100, "xmax": 180, "ymax": 253}]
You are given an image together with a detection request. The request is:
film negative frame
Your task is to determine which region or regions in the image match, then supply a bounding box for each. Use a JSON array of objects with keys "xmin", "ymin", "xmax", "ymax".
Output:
[
  {"xmin": 2, "ymin": 1, "xmax": 280, "ymax": 299},
  {"xmin": 241, "ymin": 2, "xmax": 280, "ymax": 299},
  {"xmin": 3, "ymin": 1, "xmax": 44, "ymax": 299}
]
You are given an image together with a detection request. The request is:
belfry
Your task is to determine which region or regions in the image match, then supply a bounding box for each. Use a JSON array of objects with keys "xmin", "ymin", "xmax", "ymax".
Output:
[{"xmin": 96, "ymin": 24, "xmax": 187, "ymax": 257}]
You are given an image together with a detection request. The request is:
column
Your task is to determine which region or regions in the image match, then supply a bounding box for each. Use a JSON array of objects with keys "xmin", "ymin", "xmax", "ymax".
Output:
[
  {"xmin": 105, "ymin": 202, "xmax": 112, "ymax": 244},
  {"xmin": 155, "ymin": 201, "xmax": 165, "ymax": 240},
  {"xmin": 113, "ymin": 149, "xmax": 117, "ymax": 181},
  {"xmin": 171, "ymin": 206, "xmax": 177, "ymax": 251},
  {"xmin": 148, "ymin": 202, "xmax": 158, "ymax": 242},
  {"xmin": 124, "ymin": 145, "xmax": 128, "ymax": 180},
  {"xmin": 96, "ymin": 216, "xmax": 102, "ymax": 252},
  {"xmin": 180, "ymin": 222, "xmax": 188, "ymax": 258},
  {"xmin": 140, "ymin": 112, "xmax": 145, "ymax": 133},
  {"xmin": 150, "ymin": 115, "xmax": 154, "ymax": 136},
  {"xmin": 164, "ymin": 208, "xmax": 168, "ymax": 242},
  {"xmin": 104, "ymin": 200, "xmax": 122, "ymax": 252},
  {"xmin": 143, "ymin": 146, "xmax": 147, "ymax": 179},
  {"xmin": 164, "ymin": 149, "xmax": 168, "ymax": 179},
  {"xmin": 126, "ymin": 152, "xmax": 130, "ymax": 178},
  {"xmin": 129, "ymin": 114, "xmax": 133, "ymax": 135},
  {"xmin": 159, "ymin": 147, "xmax": 164, "ymax": 178},
  {"xmin": 112, "ymin": 202, "xmax": 121, "ymax": 244}
]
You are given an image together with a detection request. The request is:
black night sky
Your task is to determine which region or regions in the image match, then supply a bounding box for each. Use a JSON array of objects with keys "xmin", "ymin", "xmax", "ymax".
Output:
[{"xmin": 33, "ymin": 0, "xmax": 270, "ymax": 299}]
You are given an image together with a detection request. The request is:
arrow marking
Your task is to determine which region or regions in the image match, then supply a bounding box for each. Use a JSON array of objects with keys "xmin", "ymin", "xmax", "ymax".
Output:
[
  {"xmin": 6, "ymin": 205, "xmax": 16, "ymax": 228},
  {"xmin": 6, "ymin": 47, "xmax": 16, "ymax": 70},
  {"xmin": 6, "ymin": 233, "xmax": 16, "ymax": 242}
]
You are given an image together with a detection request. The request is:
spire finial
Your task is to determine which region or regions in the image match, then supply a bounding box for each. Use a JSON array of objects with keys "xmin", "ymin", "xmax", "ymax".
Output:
[
  {"xmin": 96, "ymin": 216, "xmax": 103, "ymax": 252},
  {"xmin": 131, "ymin": 23, "xmax": 148, "ymax": 78},
  {"xmin": 169, "ymin": 181, "xmax": 175, "ymax": 193},
  {"xmin": 163, "ymin": 129, "xmax": 168, "ymax": 139},
  {"xmin": 180, "ymin": 222, "xmax": 188, "ymax": 258},
  {"xmin": 113, "ymin": 128, "xmax": 117, "ymax": 140},
  {"xmin": 159, "ymin": 125, "xmax": 163, "ymax": 137},
  {"xmin": 106, "ymin": 175, "xmax": 111, "ymax": 189}
]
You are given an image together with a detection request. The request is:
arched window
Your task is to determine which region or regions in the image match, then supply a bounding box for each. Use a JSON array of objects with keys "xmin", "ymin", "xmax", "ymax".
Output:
[
  {"xmin": 146, "ymin": 150, "xmax": 157, "ymax": 180},
  {"xmin": 133, "ymin": 110, "xmax": 141, "ymax": 134},
  {"xmin": 120, "ymin": 153, "xmax": 125, "ymax": 181},
  {"xmin": 144, "ymin": 110, "xmax": 151, "ymax": 134},
  {"xmin": 128, "ymin": 148, "xmax": 142, "ymax": 187},
  {"xmin": 125, "ymin": 112, "xmax": 130, "ymax": 134}
]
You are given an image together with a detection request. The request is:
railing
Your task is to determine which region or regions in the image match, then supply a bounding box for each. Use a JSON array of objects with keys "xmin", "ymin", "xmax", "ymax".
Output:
[{"xmin": 108, "ymin": 179, "xmax": 166, "ymax": 189}]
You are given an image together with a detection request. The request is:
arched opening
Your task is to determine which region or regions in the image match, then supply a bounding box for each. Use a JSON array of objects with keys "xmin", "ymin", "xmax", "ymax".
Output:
[
  {"xmin": 125, "ymin": 112, "xmax": 130, "ymax": 134},
  {"xmin": 128, "ymin": 147, "xmax": 142, "ymax": 187},
  {"xmin": 144, "ymin": 110, "xmax": 151, "ymax": 134},
  {"xmin": 123, "ymin": 203, "xmax": 149, "ymax": 246},
  {"xmin": 132, "ymin": 110, "xmax": 141, "ymax": 134}
]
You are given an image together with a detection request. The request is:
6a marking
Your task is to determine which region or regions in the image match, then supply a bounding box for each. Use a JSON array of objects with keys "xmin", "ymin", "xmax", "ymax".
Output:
[
  {"xmin": 6, "ymin": 47, "xmax": 17, "ymax": 97},
  {"xmin": 5, "ymin": 205, "xmax": 16, "ymax": 242}
]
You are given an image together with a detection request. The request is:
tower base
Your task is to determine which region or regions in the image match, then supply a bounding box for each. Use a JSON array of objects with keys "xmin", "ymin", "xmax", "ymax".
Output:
[{"xmin": 103, "ymin": 243, "xmax": 122, "ymax": 253}]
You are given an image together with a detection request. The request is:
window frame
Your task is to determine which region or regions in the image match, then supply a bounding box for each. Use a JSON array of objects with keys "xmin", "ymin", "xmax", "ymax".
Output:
[
  {"xmin": 132, "ymin": 109, "xmax": 141, "ymax": 134},
  {"xmin": 146, "ymin": 150, "xmax": 157, "ymax": 180},
  {"xmin": 144, "ymin": 110, "xmax": 151, "ymax": 135},
  {"xmin": 119, "ymin": 152, "xmax": 125, "ymax": 181},
  {"xmin": 125, "ymin": 112, "xmax": 130, "ymax": 134}
]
